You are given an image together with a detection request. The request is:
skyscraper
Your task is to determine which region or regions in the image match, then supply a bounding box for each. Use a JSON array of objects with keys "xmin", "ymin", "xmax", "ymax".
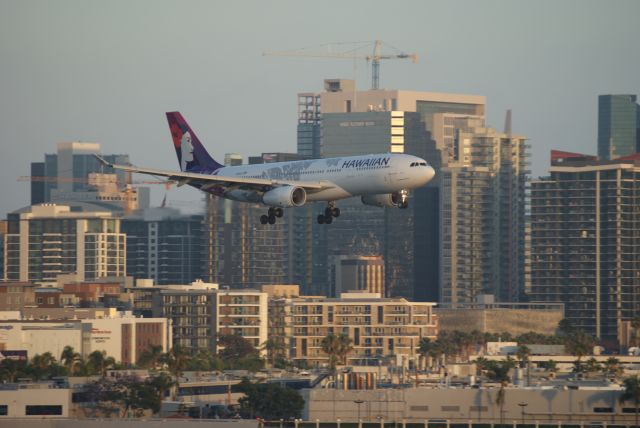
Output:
[
  {"xmin": 529, "ymin": 151, "xmax": 640, "ymax": 343},
  {"xmin": 598, "ymin": 94, "xmax": 640, "ymax": 160},
  {"xmin": 435, "ymin": 114, "xmax": 528, "ymax": 304},
  {"xmin": 297, "ymin": 79, "xmax": 491, "ymax": 300},
  {"xmin": 121, "ymin": 207, "xmax": 206, "ymax": 285}
]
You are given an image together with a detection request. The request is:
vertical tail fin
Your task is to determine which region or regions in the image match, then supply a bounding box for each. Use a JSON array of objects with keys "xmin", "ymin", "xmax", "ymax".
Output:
[{"xmin": 166, "ymin": 112, "xmax": 223, "ymax": 172}]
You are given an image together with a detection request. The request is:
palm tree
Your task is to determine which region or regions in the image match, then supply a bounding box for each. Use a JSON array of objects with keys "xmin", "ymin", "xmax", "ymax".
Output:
[
  {"xmin": 60, "ymin": 346, "xmax": 84, "ymax": 376},
  {"xmin": 87, "ymin": 350, "xmax": 116, "ymax": 377},
  {"xmin": 162, "ymin": 345, "xmax": 191, "ymax": 399},
  {"xmin": 0, "ymin": 358, "xmax": 25, "ymax": 383},
  {"xmin": 516, "ymin": 345, "xmax": 531, "ymax": 386},
  {"xmin": 485, "ymin": 359, "xmax": 515, "ymax": 425},
  {"xmin": 30, "ymin": 352, "xmax": 57, "ymax": 380},
  {"xmin": 543, "ymin": 359, "xmax": 558, "ymax": 377},
  {"xmin": 137, "ymin": 345, "xmax": 164, "ymax": 370},
  {"xmin": 619, "ymin": 375, "xmax": 640, "ymax": 427},
  {"xmin": 321, "ymin": 333, "xmax": 353, "ymax": 380},
  {"xmin": 604, "ymin": 357, "xmax": 622, "ymax": 378},
  {"xmin": 584, "ymin": 357, "xmax": 602, "ymax": 378},
  {"xmin": 565, "ymin": 330, "xmax": 594, "ymax": 365},
  {"xmin": 261, "ymin": 338, "xmax": 286, "ymax": 367},
  {"xmin": 418, "ymin": 338, "xmax": 443, "ymax": 371}
]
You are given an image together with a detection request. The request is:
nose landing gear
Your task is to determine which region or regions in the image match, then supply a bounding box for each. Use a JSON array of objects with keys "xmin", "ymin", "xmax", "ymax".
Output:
[
  {"xmin": 317, "ymin": 202, "xmax": 340, "ymax": 225},
  {"xmin": 396, "ymin": 189, "xmax": 409, "ymax": 209},
  {"xmin": 260, "ymin": 207, "xmax": 284, "ymax": 225}
]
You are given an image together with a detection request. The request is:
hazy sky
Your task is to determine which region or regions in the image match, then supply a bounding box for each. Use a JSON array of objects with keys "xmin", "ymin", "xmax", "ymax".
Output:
[{"xmin": 1, "ymin": 0, "xmax": 639, "ymax": 215}]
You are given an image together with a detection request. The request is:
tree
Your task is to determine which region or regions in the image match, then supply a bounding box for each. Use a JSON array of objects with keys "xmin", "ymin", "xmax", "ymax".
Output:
[
  {"xmin": 161, "ymin": 345, "xmax": 191, "ymax": 399},
  {"xmin": 484, "ymin": 359, "xmax": 515, "ymax": 424},
  {"xmin": 584, "ymin": 357, "xmax": 602, "ymax": 377},
  {"xmin": 87, "ymin": 350, "xmax": 116, "ymax": 377},
  {"xmin": 218, "ymin": 335, "xmax": 264, "ymax": 371},
  {"xmin": 61, "ymin": 346, "xmax": 85, "ymax": 376},
  {"xmin": 137, "ymin": 345, "xmax": 164, "ymax": 370},
  {"xmin": 237, "ymin": 379, "xmax": 305, "ymax": 420},
  {"xmin": 30, "ymin": 352, "xmax": 58, "ymax": 380},
  {"xmin": 146, "ymin": 372, "xmax": 176, "ymax": 409},
  {"xmin": 261, "ymin": 338, "xmax": 287, "ymax": 367},
  {"xmin": 516, "ymin": 345, "xmax": 532, "ymax": 386},
  {"xmin": 558, "ymin": 318, "xmax": 575, "ymax": 337},
  {"xmin": 541, "ymin": 359, "xmax": 558, "ymax": 375},
  {"xmin": 604, "ymin": 357, "xmax": 623, "ymax": 378},
  {"xmin": 80, "ymin": 375, "xmax": 166, "ymax": 418},
  {"xmin": 418, "ymin": 338, "xmax": 443, "ymax": 370},
  {"xmin": 620, "ymin": 375, "xmax": 640, "ymax": 428},
  {"xmin": 565, "ymin": 331, "xmax": 594, "ymax": 363},
  {"xmin": 0, "ymin": 358, "xmax": 27, "ymax": 382},
  {"xmin": 321, "ymin": 333, "xmax": 353, "ymax": 372}
]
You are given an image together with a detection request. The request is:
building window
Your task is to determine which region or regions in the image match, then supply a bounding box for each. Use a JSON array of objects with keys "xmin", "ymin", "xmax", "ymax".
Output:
[
  {"xmin": 25, "ymin": 405, "xmax": 63, "ymax": 415},
  {"xmin": 345, "ymin": 100, "xmax": 352, "ymax": 113},
  {"xmin": 0, "ymin": 405, "xmax": 7, "ymax": 416}
]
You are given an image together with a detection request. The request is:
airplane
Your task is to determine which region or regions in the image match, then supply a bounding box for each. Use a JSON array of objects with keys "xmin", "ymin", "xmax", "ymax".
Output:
[{"xmin": 96, "ymin": 112, "xmax": 435, "ymax": 225}]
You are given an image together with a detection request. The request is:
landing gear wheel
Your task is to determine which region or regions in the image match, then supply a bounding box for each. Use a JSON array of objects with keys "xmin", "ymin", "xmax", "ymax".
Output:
[
  {"xmin": 260, "ymin": 215, "xmax": 269, "ymax": 225},
  {"xmin": 332, "ymin": 207, "xmax": 340, "ymax": 217},
  {"xmin": 324, "ymin": 215, "xmax": 333, "ymax": 224},
  {"xmin": 274, "ymin": 208, "xmax": 283, "ymax": 218},
  {"xmin": 325, "ymin": 207, "xmax": 333, "ymax": 218},
  {"xmin": 317, "ymin": 215, "xmax": 325, "ymax": 225},
  {"xmin": 268, "ymin": 215, "xmax": 276, "ymax": 225}
]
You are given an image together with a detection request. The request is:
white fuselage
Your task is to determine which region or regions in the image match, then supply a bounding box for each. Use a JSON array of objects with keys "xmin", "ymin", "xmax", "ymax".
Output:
[{"xmin": 215, "ymin": 153, "xmax": 435, "ymax": 204}]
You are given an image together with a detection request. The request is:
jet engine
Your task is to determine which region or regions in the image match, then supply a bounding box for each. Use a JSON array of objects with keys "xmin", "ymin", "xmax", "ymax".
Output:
[
  {"xmin": 263, "ymin": 186, "xmax": 307, "ymax": 208},
  {"xmin": 361, "ymin": 190, "xmax": 408, "ymax": 208}
]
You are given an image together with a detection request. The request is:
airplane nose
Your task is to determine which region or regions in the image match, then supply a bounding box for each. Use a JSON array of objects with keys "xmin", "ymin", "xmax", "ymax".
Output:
[{"xmin": 422, "ymin": 166, "xmax": 435, "ymax": 184}]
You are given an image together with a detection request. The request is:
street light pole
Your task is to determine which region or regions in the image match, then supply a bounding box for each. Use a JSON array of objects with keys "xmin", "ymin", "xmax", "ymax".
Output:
[
  {"xmin": 354, "ymin": 399, "xmax": 364, "ymax": 427},
  {"xmin": 518, "ymin": 402, "xmax": 528, "ymax": 425}
]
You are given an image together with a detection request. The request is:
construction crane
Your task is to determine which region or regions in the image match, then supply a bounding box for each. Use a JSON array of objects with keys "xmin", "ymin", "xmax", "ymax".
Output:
[{"xmin": 263, "ymin": 40, "xmax": 418, "ymax": 90}]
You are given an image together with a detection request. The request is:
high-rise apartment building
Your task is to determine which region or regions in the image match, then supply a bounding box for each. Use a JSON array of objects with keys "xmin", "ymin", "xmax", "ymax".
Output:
[
  {"xmin": 297, "ymin": 79, "xmax": 491, "ymax": 301},
  {"xmin": 205, "ymin": 197, "xmax": 291, "ymax": 288},
  {"xmin": 121, "ymin": 207, "xmax": 205, "ymax": 285},
  {"xmin": 151, "ymin": 281, "xmax": 267, "ymax": 352},
  {"xmin": 205, "ymin": 154, "xmax": 307, "ymax": 289},
  {"xmin": 4, "ymin": 205, "xmax": 126, "ymax": 284},
  {"xmin": 598, "ymin": 94, "xmax": 640, "ymax": 160},
  {"xmin": 436, "ymin": 114, "xmax": 528, "ymax": 304},
  {"xmin": 529, "ymin": 151, "xmax": 640, "ymax": 342}
]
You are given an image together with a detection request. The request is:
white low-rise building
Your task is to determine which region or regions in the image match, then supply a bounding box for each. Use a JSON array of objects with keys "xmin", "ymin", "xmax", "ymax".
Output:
[{"xmin": 0, "ymin": 311, "xmax": 170, "ymax": 363}]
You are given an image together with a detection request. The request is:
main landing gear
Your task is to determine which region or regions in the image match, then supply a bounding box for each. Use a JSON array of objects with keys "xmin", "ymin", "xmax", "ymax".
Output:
[
  {"xmin": 317, "ymin": 202, "xmax": 340, "ymax": 225},
  {"xmin": 260, "ymin": 207, "xmax": 283, "ymax": 225}
]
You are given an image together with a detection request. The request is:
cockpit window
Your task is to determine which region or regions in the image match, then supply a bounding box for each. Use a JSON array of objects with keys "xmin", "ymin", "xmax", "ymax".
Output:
[
  {"xmin": 410, "ymin": 162, "xmax": 416, "ymax": 167},
  {"xmin": 420, "ymin": 162, "xmax": 427, "ymax": 166}
]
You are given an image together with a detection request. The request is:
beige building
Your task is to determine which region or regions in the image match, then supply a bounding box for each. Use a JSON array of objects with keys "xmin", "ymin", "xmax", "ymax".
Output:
[
  {"xmin": 4, "ymin": 204, "xmax": 126, "ymax": 284},
  {"xmin": 272, "ymin": 292, "xmax": 438, "ymax": 367},
  {"xmin": 152, "ymin": 281, "xmax": 268, "ymax": 354},
  {"xmin": 0, "ymin": 312, "xmax": 170, "ymax": 365},
  {"xmin": 435, "ymin": 301, "xmax": 564, "ymax": 336}
]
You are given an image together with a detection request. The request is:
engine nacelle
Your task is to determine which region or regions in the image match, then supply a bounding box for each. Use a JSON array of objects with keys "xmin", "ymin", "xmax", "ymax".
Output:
[
  {"xmin": 361, "ymin": 191, "xmax": 408, "ymax": 208},
  {"xmin": 263, "ymin": 186, "xmax": 307, "ymax": 208}
]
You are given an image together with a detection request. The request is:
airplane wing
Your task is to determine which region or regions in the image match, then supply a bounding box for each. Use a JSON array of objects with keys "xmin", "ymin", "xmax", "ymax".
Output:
[{"xmin": 94, "ymin": 155, "xmax": 331, "ymax": 192}]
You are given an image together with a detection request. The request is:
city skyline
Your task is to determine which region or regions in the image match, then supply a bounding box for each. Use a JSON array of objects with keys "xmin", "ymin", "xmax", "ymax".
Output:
[{"xmin": 1, "ymin": 1, "xmax": 639, "ymax": 216}]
